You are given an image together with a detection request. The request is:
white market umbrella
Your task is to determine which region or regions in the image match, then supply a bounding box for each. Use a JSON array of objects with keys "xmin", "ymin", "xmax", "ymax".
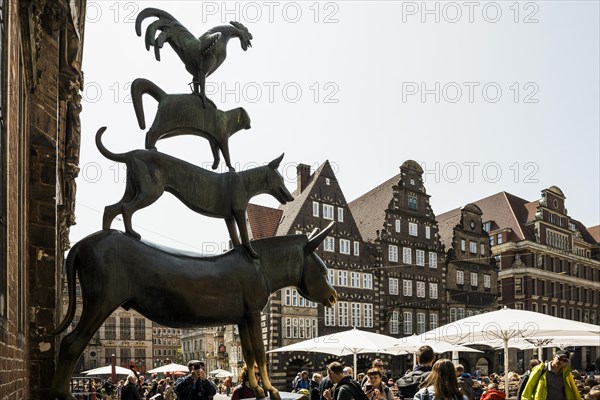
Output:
[
  {"xmin": 209, "ymin": 368, "xmax": 233, "ymax": 377},
  {"xmin": 216, "ymin": 371, "xmax": 235, "ymax": 378},
  {"xmin": 267, "ymin": 327, "xmax": 399, "ymax": 374},
  {"xmin": 82, "ymin": 365, "xmax": 132, "ymax": 376},
  {"xmin": 379, "ymin": 334, "xmax": 482, "ymax": 366},
  {"xmin": 421, "ymin": 307, "xmax": 600, "ymax": 394},
  {"xmin": 471, "ymin": 335, "xmax": 600, "ymax": 354},
  {"xmin": 147, "ymin": 362, "xmax": 190, "ymax": 374}
]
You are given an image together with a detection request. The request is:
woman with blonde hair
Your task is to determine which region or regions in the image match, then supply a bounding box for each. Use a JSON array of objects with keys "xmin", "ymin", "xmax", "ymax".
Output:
[{"xmin": 414, "ymin": 359, "xmax": 468, "ymax": 400}]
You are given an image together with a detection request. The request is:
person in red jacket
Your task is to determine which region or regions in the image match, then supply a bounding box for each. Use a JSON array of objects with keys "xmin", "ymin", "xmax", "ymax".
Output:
[{"xmin": 481, "ymin": 383, "xmax": 506, "ymax": 400}]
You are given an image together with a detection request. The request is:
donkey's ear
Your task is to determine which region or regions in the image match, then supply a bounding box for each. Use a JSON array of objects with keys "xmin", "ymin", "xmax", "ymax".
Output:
[
  {"xmin": 268, "ymin": 153, "xmax": 284, "ymax": 169},
  {"xmin": 305, "ymin": 222, "xmax": 335, "ymax": 255}
]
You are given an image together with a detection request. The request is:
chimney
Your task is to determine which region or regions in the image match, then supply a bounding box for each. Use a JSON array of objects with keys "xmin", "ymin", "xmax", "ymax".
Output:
[{"xmin": 297, "ymin": 164, "xmax": 311, "ymax": 194}]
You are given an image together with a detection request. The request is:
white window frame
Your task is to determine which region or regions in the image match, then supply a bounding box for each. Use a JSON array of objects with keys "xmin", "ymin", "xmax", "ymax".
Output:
[
  {"xmin": 323, "ymin": 204, "xmax": 334, "ymax": 220},
  {"xmin": 328, "ymin": 269, "xmax": 335, "ymax": 286},
  {"xmin": 425, "ymin": 226, "xmax": 431, "ymax": 239},
  {"xmin": 470, "ymin": 241, "xmax": 477, "ymax": 254},
  {"xmin": 481, "ymin": 244, "xmax": 485, "ymax": 256},
  {"xmin": 363, "ymin": 304, "xmax": 373, "ymax": 328},
  {"xmin": 449, "ymin": 308, "xmax": 457, "ymax": 322},
  {"xmin": 471, "ymin": 272, "xmax": 478, "ymax": 287},
  {"xmin": 403, "ymin": 280, "xmax": 413, "ymax": 297},
  {"xmin": 403, "ymin": 312, "xmax": 413, "ymax": 334},
  {"xmin": 353, "ymin": 241, "xmax": 360, "ymax": 256},
  {"xmin": 429, "ymin": 283, "xmax": 438, "ymax": 299},
  {"xmin": 388, "ymin": 245, "xmax": 398, "ymax": 262},
  {"xmin": 325, "ymin": 306, "xmax": 335, "ymax": 326},
  {"xmin": 350, "ymin": 272, "xmax": 360, "ymax": 288},
  {"xmin": 340, "ymin": 239, "xmax": 350, "ymax": 255},
  {"xmin": 337, "ymin": 270, "xmax": 348, "ymax": 287},
  {"xmin": 416, "ymin": 281, "xmax": 425, "ymax": 298},
  {"xmin": 338, "ymin": 207, "xmax": 344, "ymax": 222},
  {"xmin": 395, "ymin": 219, "xmax": 401, "ymax": 233},
  {"xmin": 416, "ymin": 250, "xmax": 425, "ymax": 266},
  {"xmin": 429, "ymin": 252, "xmax": 437, "ymax": 269},
  {"xmin": 417, "ymin": 312, "xmax": 426, "ymax": 334},
  {"xmin": 484, "ymin": 274, "xmax": 491, "ymax": 288},
  {"xmin": 324, "ymin": 236, "xmax": 335, "ymax": 252},
  {"xmin": 457, "ymin": 308, "xmax": 465, "ymax": 320},
  {"xmin": 403, "ymin": 247, "xmax": 412, "ymax": 264},
  {"xmin": 390, "ymin": 311, "xmax": 399, "ymax": 334},
  {"xmin": 429, "ymin": 313, "xmax": 438, "ymax": 329},
  {"xmin": 351, "ymin": 303, "xmax": 361, "ymax": 327},
  {"xmin": 363, "ymin": 273, "xmax": 373, "ymax": 289},
  {"xmin": 409, "ymin": 222, "xmax": 418, "ymax": 236},
  {"xmin": 338, "ymin": 302, "xmax": 348, "ymax": 326},
  {"xmin": 312, "ymin": 201, "xmax": 319, "ymax": 217},
  {"xmin": 461, "ymin": 240, "xmax": 466, "ymax": 251},
  {"xmin": 389, "ymin": 278, "xmax": 399, "ymax": 295},
  {"xmin": 457, "ymin": 270, "xmax": 464, "ymax": 285},
  {"xmin": 497, "ymin": 233, "xmax": 503, "ymax": 244}
]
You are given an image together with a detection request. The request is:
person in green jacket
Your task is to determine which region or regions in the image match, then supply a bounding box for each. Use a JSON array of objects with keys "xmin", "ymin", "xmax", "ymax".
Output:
[{"xmin": 521, "ymin": 350, "xmax": 581, "ymax": 400}]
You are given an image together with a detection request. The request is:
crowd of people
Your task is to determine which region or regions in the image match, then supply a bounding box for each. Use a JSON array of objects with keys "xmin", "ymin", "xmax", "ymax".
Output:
[{"xmin": 88, "ymin": 349, "xmax": 600, "ymax": 400}]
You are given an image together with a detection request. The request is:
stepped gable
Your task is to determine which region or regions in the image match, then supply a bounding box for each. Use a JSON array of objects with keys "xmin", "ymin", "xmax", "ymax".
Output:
[
  {"xmin": 348, "ymin": 173, "xmax": 400, "ymax": 242},
  {"xmin": 247, "ymin": 204, "xmax": 283, "ymax": 239}
]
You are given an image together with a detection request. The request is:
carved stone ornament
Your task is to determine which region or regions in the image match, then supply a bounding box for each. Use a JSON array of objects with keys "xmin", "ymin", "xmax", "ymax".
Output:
[{"xmin": 513, "ymin": 254, "xmax": 525, "ymax": 268}]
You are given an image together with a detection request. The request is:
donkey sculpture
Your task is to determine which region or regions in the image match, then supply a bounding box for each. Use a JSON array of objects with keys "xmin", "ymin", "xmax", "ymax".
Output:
[{"xmin": 51, "ymin": 223, "xmax": 337, "ymax": 400}]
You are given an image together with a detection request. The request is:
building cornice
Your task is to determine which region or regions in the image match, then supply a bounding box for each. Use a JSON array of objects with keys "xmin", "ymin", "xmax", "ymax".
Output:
[{"xmin": 492, "ymin": 240, "xmax": 599, "ymax": 266}]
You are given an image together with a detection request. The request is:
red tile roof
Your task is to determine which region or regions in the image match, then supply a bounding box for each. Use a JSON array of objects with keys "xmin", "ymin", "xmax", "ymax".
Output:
[
  {"xmin": 247, "ymin": 203, "xmax": 283, "ymax": 240},
  {"xmin": 588, "ymin": 225, "xmax": 600, "ymax": 243}
]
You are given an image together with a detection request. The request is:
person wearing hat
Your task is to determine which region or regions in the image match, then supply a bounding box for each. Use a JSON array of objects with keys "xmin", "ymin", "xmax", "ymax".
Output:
[
  {"xmin": 521, "ymin": 350, "xmax": 581, "ymax": 400},
  {"xmin": 175, "ymin": 360, "xmax": 217, "ymax": 400}
]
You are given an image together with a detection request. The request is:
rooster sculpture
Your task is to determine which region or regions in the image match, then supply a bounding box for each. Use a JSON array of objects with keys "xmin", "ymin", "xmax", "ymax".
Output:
[{"xmin": 135, "ymin": 8, "xmax": 253, "ymax": 107}]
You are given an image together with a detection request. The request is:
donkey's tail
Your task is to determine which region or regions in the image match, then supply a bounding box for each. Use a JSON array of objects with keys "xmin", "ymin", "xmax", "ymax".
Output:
[
  {"xmin": 95, "ymin": 127, "xmax": 127, "ymax": 163},
  {"xmin": 131, "ymin": 78, "xmax": 166, "ymax": 130},
  {"xmin": 53, "ymin": 246, "xmax": 79, "ymax": 334}
]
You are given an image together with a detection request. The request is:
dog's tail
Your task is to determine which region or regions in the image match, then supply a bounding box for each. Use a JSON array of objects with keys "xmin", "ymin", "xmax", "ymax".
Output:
[
  {"xmin": 95, "ymin": 127, "xmax": 127, "ymax": 163},
  {"xmin": 53, "ymin": 245, "xmax": 79, "ymax": 334},
  {"xmin": 131, "ymin": 78, "xmax": 166, "ymax": 130}
]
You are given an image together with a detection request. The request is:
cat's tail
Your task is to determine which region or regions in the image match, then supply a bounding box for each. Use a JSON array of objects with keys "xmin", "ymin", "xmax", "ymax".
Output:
[
  {"xmin": 131, "ymin": 78, "xmax": 166, "ymax": 130},
  {"xmin": 95, "ymin": 127, "xmax": 127, "ymax": 163}
]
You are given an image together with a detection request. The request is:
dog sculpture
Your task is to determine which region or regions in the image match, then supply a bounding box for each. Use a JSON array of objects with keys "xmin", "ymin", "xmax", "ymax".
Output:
[
  {"xmin": 96, "ymin": 127, "xmax": 293, "ymax": 257},
  {"xmin": 132, "ymin": 78, "xmax": 251, "ymax": 171},
  {"xmin": 50, "ymin": 226, "xmax": 338, "ymax": 400}
]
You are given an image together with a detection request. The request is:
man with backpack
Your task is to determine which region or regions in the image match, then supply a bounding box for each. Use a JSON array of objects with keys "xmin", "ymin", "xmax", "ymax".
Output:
[
  {"xmin": 323, "ymin": 362, "xmax": 369, "ymax": 400},
  {"xmin": 396, "ymin": 345, "xmax": 435, "ymax": 399},
  {"xmin": 456, "ymin": 364, "xmax": 474, "ymax": 400}
]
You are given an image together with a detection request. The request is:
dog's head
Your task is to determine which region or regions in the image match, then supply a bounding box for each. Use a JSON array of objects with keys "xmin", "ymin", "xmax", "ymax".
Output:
[{"xmin": 266, "ymin": 154, "xmax": 294, "ymax": 205}]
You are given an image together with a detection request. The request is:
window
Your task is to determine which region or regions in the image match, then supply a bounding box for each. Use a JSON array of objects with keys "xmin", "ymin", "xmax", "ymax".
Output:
[
  {"xmin": 408, "ymin": 196, "xmax": 417, "ymax": 210},
  {"xmin": 338, "ymin": 302, "xmax": 348, "ymax": 326},
  {"xmin": 350, "ymin": 272, "xmax": 360, "ymax": 288},
  {"xmin": 388, "ymin": 245, "xmax": 398, "ymax": 262},
  {"xmin": 120, "ymin": 317, "xmax": 131, "ymax": 340},
  {"xmin": 351, "ymin": 303, "xmax": 361, "ymax": 327},
  {"xmin": 324, "ymin": 236, "xmax": 335, "ymax": 252},
  {"xmin": 416, "ymin": 250, "xmax": 425, "ymax": 266},
  {"xmin": 328, "ymin": 269, "xmax": 335, "ymax": 285},
  {"xmin": 469, "ymin": 241, "xmax": 477, "ymax": 254},
  {"xmin": 363, "ymin": 304, "xmax": 373, "ymax": 327},
  {"xmin": 480, "ymin": 244, "xmax": 485, "ymax": 256},
  {"xmin": 461, "ymin": 240, "xmax": 466, "ymax": 251},
  {"xmin": 470, "ymin": 273, "xmax": 478, "ymax": 287},
  {"xmin": 325, "ymin": 178, "xmax": 330, "ymax": 185},
  {"xmin": 417, "ymin": 313, "xmax": 426, "ymax": 334},
  {"xmin": 457, "ymin": 308, "xmax": 465, "ymax": 320},
  {"xmin": 403, "ymin": 248, "xmax": 412, "ymax": 264},
  {"xmin": 134, "ymin": 318, "xmax": 146, "ymax": 340},
  {"xmin": 490, "ymin": 235, "xmax": 495, "ymax": 246},
  {"xmin": 338, "ymin": 208, "xmax": 344, "ymax": 222},
  {"xmin": 105, "ymin": 317, "xmax": 117, "ymax": 340},
  {"xmin": 403, "ymin": 312, "xmax": 413, "ymax": 334},
  {"xmin": 390, "ymin": 311, "xmax": 399, "ymax": 334},
  {"xmin": 363, "ymin": 273, "xmax": 373, "ymax": 289},
  {"xmin": 456, "ymin": 270, "xmax": 464, "ymax": 285},
  {"xmin": 416, "ymin": 282, "xmax": 425, "ymax": 298},
  {"xmin": 429, "ymin": 283, "xmax": 438, "ymax": 299},
  {"xmin": 515, "ymin": 277, "xmax": 523, "ymax": 295},
  {"xmin": 449, "ymin": 308, "xmax": 457, "ymax": 322},
  {"xmin": 395, "ymin": 219, "xmax": 401, "ymax": 233},
  {"xmin": 429, "ymin": 313, "xmax": 438, "ymax": 329},
  {"xmin": 531, "ymin": 303, "xmax": 538, "ymax": 313},
  {"xmin": 353, "ymin": 241, "xmax": 360, "ymax": 256},
  {"xmin": 325, "ymin": 305, "xmax": 335, "ymax": 326},
  {"xmin": 515, "ymin": 302, "xmax": 524, "ymax": 310},
  {"xmin": 409, "ymin": 222, "xmax": 418, "ymax": 236},
  {"xmin": 403, "ymin": 280, "xmax": 413, "ymax": 296},
  {"xmin": 497, "ymin": 233, "xmax": 503, "ymax": 244},
  {"xmin": 312, "ymin": 201, "xmax": 319, "ymax": 217},
  {"xmin": 484, "ymin": 274, "xmax": 491, "ymax": 289},
  {"xmin": 340, "ymin": 239, "xmax": 350, "ymax": 254},
  {"xmin": 425, "ymin": 226, "xmax": 431, "ymax": 239},
  {"xmin": 337, "ymin": 271, "xmax": 348, "ymax": 287},
  {"xmin": 429, "ymin": 252, "xmax": 437, "ymax": 268},
  {"xmin": 120, "ymin": 348, "xmax": 131, "ymax": 365},
  {"xmin": 323, "ymin": 204, "xmax": 334, "ymax": 220},
  {"xmin": 389, "ymin": 278, "xmax": 399, "ymax": 295}
]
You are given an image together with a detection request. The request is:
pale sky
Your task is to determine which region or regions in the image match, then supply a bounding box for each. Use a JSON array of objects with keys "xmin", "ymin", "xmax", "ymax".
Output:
[{"xmin": 72, "ymin": 1, "xmax": 600, "ymax": 253}]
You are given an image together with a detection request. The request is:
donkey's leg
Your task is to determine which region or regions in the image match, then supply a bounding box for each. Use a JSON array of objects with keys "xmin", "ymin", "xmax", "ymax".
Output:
[
  {"xmin": 238, "ymin": 320, "xmax": 266, "ymax": 398},
  {"xmin": 51, "ymin": 301, "xmax": 116, "ymax": 400},
  {"xmin": 234, "ymin": 210, "xmax": 259, "ymax": 258},
  {"xmin": 246, "ymin": 312, "xmax": 280, "ymax": 400}
]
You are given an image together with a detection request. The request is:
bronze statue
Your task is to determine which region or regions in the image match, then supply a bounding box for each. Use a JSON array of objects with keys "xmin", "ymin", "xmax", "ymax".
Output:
[
  {"xmin": 132, "ymin": 78, "xmax": 251, "ymax": 171},
  {"xmin": 135, "ymin": 7, "xmax": 253, "ymax": 106},
  {"xmin": 96, "ymin": 127, "xmax": 293, "ymax": 258},
  {"xmin": 50, "ymin": 225, "xmax": 337, "ymax": 400}
]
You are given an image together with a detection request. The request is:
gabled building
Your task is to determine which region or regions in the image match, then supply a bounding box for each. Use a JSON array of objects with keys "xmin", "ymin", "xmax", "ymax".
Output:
[
  {"xmin": 437, "ymin": 186, "xmax": 600, "ymax": 370},
  {"xmin": 152, "ymin": 323, "xmax": 183, "ymax": 369},
  {"xmin": 247, "ymin": 161, "xmax": 379, "ymax": 389}
]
